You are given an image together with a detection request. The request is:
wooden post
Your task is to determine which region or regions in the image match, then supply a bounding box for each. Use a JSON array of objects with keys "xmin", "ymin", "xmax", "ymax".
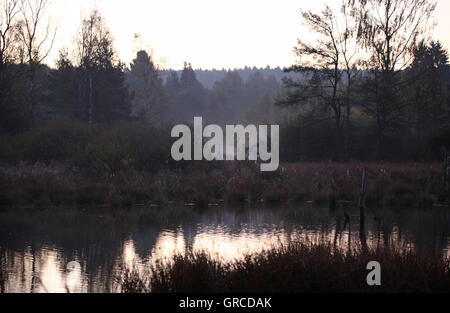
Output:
[
  {"xmin": 359, "ymin": 168, "xmax": 368, "ymax": 221},
  {"xmin": 359, "ymin": 167, "xmax": 368, "ymax": 250},
  {"xmin": 443, "ymin": 147, "xmax": 449, "ymax": 190},
  {"xmin": 446, "ymin": 149, "xmax": 450, "ymax": 190},
  {"xmin": 447, "ymin": 156, "xmax": 450, "ymax": 189}
]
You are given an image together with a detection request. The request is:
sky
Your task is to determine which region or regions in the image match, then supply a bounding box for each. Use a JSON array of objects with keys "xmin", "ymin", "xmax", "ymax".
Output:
[{"xmin": 45, "ymin": 0, "xmax": 450, "ymax": 70}]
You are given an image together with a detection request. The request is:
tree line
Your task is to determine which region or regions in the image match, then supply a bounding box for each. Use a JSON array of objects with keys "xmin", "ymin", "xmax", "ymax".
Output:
[
  {"xmin": 279, "ymin": 0, "xmax": 450, "ymax": 161},
  {"xmin": 0, "ymin": 3, "xmax": 282, "ymax": 129},
  {"xmin": 0, "ymin": 0, "xmax": 449, "ymax": 165}
]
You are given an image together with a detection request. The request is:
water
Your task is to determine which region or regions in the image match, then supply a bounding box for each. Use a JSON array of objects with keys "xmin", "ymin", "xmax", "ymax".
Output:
[{"xmin": 0, "ymin": 205, "xmax": 449, "ymax": 293}]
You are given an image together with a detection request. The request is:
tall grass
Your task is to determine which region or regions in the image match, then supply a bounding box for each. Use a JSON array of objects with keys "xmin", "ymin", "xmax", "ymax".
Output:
[{"xmin": 119, "ymin": 243, "xmax": 450, "ymax": 293}]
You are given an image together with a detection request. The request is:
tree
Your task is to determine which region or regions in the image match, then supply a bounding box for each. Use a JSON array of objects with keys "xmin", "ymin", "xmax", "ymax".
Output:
[
  {"xmin": 0, "ymin": 0, "xmax": 28, "ymax": 133},
  {"xmin": 404, "ymin": 41, "xmax": 450, "ymax": 158},
  {"xmin": 212, "ymin": 70, "xmax": 245, "ymax": 122},
  {"xmin": 350, "ymin": 0, "xmax": 437, "ymax": 158},
  {"xmin": 170, "ymin": 62, "xmax": 207, "ymax": 122},
  {"xmin": 18, "ymin": 0, "xmax": 56, "ymax": 117},
  {"xmin": 279, "ymin": 1, "xmax": 359, "ymax": 160},
  {"xmin": 243, "ymin": 72, "xmax": 281, "ymax": 124},
  {"xmin": 75, "ymin": 10, "xmax": 129, "ymax": 126},
  {"xmin": 164, "ymin": 70, "xmax": 180, "ymax": 95},
  {"xmin": 0, "ymin": 0, "xmax": 21, "ymax": 67},
  {"xmin": 127, "ymin": 50, "xmax": 169, "ymax": 123},
  {"xmin": 49, "ymin": 48, "xmax": 78, "ymax": 118}
]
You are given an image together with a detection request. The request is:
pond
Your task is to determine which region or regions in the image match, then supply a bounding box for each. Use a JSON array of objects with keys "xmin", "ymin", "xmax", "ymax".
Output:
[{"xmin": 0, "ymin": 204, "xmax": 449, "ymax": 293}]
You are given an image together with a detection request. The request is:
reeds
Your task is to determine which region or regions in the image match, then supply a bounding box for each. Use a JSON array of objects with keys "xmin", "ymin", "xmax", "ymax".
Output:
[
  {"xmin": 0, "ymin": 162, "xmax": 448, "ymax": 208},
  {"xmin": 119, "ymin": 242, "xmax": 450, "ymax": 293}
]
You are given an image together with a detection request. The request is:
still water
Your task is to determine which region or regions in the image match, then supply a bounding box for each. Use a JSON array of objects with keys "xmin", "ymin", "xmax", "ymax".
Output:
[{"xmin": 0, "ymin": 205, "xmax": 449, "ymax": 293}]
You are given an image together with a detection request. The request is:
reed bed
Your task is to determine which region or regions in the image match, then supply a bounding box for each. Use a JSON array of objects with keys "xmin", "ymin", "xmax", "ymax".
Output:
[
  {"xmin": 0, "ymin": 162, "xmax": 448, "ymax": 208},
  {"xmin": 119, "ymin": 242, "xmax": 450, "ymax": 293}
]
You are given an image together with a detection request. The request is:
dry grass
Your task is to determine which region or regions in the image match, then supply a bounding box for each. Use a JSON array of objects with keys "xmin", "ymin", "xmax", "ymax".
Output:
[
  {"xmin": 119, "ymin": 242, "xmax": 450, "ymax": 293},
  {"xmin": 0, "ymin": 162, "xmax": 448, "ymax": 208}
]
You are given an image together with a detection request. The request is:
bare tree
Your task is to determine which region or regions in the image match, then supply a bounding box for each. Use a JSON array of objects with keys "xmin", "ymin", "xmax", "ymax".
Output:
[
  {"xmin": 279, "ymin": 1, "xmax": 359, "ymax": 159},
  {"xmin": 339, "ymin": 2, "xmax": 359, "ymax": 129},
  {"xmin": 338, "ymin": 2, "xmax": 360, "ymax": 156},
  {"xmin": 0, "ymin": 0, "xmax": 21, "ymax": 104},
  {"xmin": 18, "ymin": 0, "xmax": 56, "ymax": 117},
  {"xmin": 75, "ymin": 9, "xmax": 115, "ymax": 127},
  {"xmin": 0, "ymin": 0, "xmax": 21, "ymax": 67},
  {"xmin": 350, "ymin": 0, "xmax": 437, "ymax": 158}
]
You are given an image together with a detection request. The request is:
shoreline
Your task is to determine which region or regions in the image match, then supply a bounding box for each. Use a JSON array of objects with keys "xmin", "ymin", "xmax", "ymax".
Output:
[{"xmin": 0, "ymin": 162, "xmax": 449, "ymax": 209}]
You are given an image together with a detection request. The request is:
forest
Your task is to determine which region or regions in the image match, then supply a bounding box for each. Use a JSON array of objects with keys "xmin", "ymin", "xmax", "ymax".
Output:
[{"xmin": 0, "ymin": 0, "xmax": 449, "ymax": 208}]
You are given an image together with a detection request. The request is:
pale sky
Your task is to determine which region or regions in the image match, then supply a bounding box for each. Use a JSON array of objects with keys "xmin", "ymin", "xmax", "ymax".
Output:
[{"xmin": 46, "ymin": 0, "xmax": 450, "ymax": 70}]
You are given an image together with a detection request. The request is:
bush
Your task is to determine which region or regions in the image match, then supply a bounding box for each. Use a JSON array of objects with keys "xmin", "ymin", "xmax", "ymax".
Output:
[
  {"xmin": 0, "ymin": 118, "xmax": 173, "ymax": 174},
  {"xmin": 1, "ymin": 117, "xmax": 92, "ymax": 164}
]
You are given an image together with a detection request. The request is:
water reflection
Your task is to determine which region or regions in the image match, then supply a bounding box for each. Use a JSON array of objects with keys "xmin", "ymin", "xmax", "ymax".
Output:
[
  {"xmin": 0, "ymin": 205, "xmax": 449, "ymax": 293},
  {"xmin": 1, "ymin": 246, "xmax": 88, "ymax": 293}
]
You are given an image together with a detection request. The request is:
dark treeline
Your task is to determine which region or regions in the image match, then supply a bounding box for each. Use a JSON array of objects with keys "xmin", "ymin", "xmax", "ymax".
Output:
[
  {"xmin": 0, "ymin": 0, "xmax": 449, "ymax": 171},
  {"xmin": 159, "ymin": 67, "xmax": 295, "ymax": 89},
  {"xmin": 279, "ymin": 0, "xmax": 450, "ymax": 162}
]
